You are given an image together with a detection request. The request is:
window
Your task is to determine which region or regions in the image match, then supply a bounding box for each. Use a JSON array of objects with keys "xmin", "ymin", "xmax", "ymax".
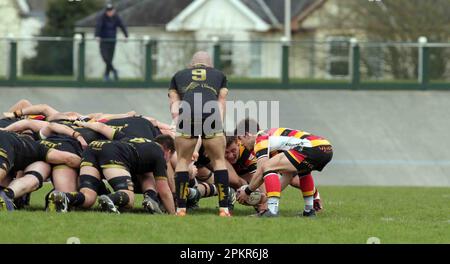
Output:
[
  {"xmin": 250, "ymin": 41, "xmax": 262, "ymax": 77},
  {"xmin": 327, "ymin": 36, "xmax": 350, "ymax": 78}
]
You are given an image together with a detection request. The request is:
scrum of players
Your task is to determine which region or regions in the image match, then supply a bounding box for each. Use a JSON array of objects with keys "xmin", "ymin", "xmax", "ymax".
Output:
[{"xmin": 0, "ymin": 52, "xmax": 332, "ymax": 218}]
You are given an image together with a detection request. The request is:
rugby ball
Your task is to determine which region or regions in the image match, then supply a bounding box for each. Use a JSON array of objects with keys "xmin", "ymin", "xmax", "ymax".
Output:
[{"xmin": 238, "ymin": 185, "xmax": 262, "ymax": 206}]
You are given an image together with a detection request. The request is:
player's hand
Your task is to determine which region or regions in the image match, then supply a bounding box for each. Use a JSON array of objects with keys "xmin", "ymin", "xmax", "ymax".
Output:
[
  {"xmin": 191, "ymin": 151, "xmax": 199, "ymax": 162},
  {"xmin": 73, "ymin": 120, "xmax": 87, "ymax": 127},
  {"xmin": 3, "ymin": 112, "xmax": 14, "ymax": 119},
  {"xmin": 127, "ymin": 110, "xmax": 137, "ymax": 117},
  {"xmin": 188, "ymin": 163, "xmax": 198, "ymax": 177},
  {"xmin": 236, "ymin": 189, "xmax": 249, "ymax": 204},
  {"xmin": 77, "ymin": 136, "xmax": 88, "ymax": 150}
]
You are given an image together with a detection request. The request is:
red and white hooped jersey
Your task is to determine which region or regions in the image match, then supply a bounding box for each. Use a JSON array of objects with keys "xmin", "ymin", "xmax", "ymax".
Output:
[{"xmin": 254, "ymin": 128, "xmax": 331, "ymax": 159}]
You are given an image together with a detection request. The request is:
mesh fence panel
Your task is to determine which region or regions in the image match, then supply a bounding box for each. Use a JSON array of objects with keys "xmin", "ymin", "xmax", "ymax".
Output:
[
  {"xmin": 289, "ymin": 41, "xmax": 350, "ymax": 81},
  {"xmin": 152, "ymin": 40, "xmax": 213, "ymax": 80},
  {"xmin": 0, "ymin": 39, "xmax": 7, "ymax": 79},
  {"xmin": 218, "ymin": 41, "xmax": 281, "ymax": 80},
  {"xmin": 19, "ymin": 39, "xmax": 74, "ymax": 80},
  {"xmin": 360, "ymin": 43, "xmax": 419, "ymax": 83},
  {"xmin": 429, "ymin": 46, "xmax": 450, "ymax": 82},
  {"xmin": 83, "ymin": 38, "xmax": 146, "ymax": 81}
]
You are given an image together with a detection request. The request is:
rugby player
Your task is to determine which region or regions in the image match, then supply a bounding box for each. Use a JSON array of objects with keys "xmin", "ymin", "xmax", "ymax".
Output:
[
  {"xmin": 2, "ymin": 119, "xmax": 88, "ymax": 208},
  {"xmin": 0, "ymin": 130, "xmax": 81, "ymax": 211},
  {"xmin": 169, "ymin": 51, "xmax": 231, "ymax": 216},
  {"xmin": 49, "ymin": 121, "xmax": 175, "ymax": 214},
  {"xmin": 236, "ymin": 118, "xmax": 333, "ymax": 217}
]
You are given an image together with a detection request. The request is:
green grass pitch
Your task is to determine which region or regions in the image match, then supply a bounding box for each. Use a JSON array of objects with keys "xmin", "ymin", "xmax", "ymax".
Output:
[{"xmin": 1, "ymin": 184, "xmax": 449, "ymax": 244}]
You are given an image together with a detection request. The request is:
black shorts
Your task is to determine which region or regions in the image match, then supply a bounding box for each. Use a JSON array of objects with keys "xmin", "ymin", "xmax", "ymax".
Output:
[
  {"xmin": 41, "ymin": 138, "xmax": 83, "ymax": 156},
  {"xmin": 284, "ymin": 145, "xmax": 333, "ymax": 177},
  {"xmin": 0, "ymin": 147, "xmax": 13, "ymax": 174},
  {"xmin": 176, "ymin": 112, "xmax": 223, "ymax": 139},
  {"xmin": 81, "ymin": 141, "xmax": 135, "ymax": 172}
]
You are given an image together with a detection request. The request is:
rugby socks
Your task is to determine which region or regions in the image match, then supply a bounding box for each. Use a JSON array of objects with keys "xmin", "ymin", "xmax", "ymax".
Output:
[
  {"xmin": 3, "ymin": 188, "xmax": 15, "ymax": 199},
  {"xmin": 108, "ymin": 191, "xmax": 130, "ymax": 207},
  {"xmin": 175, "ymin": 171, "xmax": 190, "ymax": 209},
  {"xmin": 66, "ymin": 192, "xmax": 85, "ymax": 206},
  {"xmin": 300, "ymin": 174, "xmax": 315, "ymax": 212},
  {"xmin": 188, "ymin": 177, "xmax": 197, "ymax": 188},
  {"xmin": 143, "ymin": 189, "xmax": 158, "ymax": 201},
  {"xmin": 214, "ymin": 169, "xmax": 229, "ymax": 210},
  {"xmin": 263, "ymin": 171, "xmax": 281, "ymax": 215}
]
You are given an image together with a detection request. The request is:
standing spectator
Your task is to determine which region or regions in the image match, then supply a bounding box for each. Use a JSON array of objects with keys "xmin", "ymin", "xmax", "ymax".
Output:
[{"xmin": 95, "ymin": 3, "xmax": 128, "ymax": 81}]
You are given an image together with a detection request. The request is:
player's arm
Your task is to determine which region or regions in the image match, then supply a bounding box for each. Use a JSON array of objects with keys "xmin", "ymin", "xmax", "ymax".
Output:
[
  {"xmin": 2, "ymin": 119, "xmax": 48, "ymax": 133},
  {"xmin": 168, "ymin": 75, "xmax": 181, "ymax": 128},
  {"xmin": 74, "ymin": 121, "xmax": 116, "ymax": 140},
  {"xmin": 8, "ymin": 104, "xmax": 59, "ymax": 118},
  {"xmin": 46, "ymin": 149, "xmax": 81, "ymax": 168},
  {"xmin": 93, "ymin": 111, "xmax": 136, "ymax": 122},
  {"xmin": 237, "ymin": 136, "xmax": 268, "ymax": 203},
  {"xmin": 41, "ymin": 122, "xmax": 88, "ymax": 149},
  {"xmin": 218, "ymin": 88, "xmax": 228, "ymax": 123},
  {"xmin": 152, "ymin": 155, "xmax": 175, "ymax": 214},
  {"xmin": 142, "ymin": 116, "xmax": 173, "ymax": 131},
  {"xmin": 168, "ymin": 90, "xmax": 180, "ymax": 127}
]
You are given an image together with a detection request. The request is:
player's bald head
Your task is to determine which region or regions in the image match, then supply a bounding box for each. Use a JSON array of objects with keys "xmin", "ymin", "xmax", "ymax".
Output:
[{"xmin": 190, "ymin": 51, "xmax": 213, "ymax": 68}]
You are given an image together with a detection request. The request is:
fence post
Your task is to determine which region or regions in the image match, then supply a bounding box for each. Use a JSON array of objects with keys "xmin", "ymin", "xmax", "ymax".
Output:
[
  {"xmin": 144, "ymin": 36, "xmax": 153, "ymax": 83},
  {"xmin": 350, "ymin": 38, "xmax": 360, "ymax": 89},
  {"xmin": 212, "ymin": 37, "xmax": 221, "ymax": 70},
  {"xmin": 75, "ymin": 34, "xmax": 85, "ymax": 83},
  {"xmin": 8, "ymin": 35, "xmax": 17, "ymax": 83},
  {"xmin": 418, "ymin": 36, "xmax": 429, "ymax": 90},
  {"xmin": 281, "ymin": 37, "xmax": 290, "ymax": 86}
]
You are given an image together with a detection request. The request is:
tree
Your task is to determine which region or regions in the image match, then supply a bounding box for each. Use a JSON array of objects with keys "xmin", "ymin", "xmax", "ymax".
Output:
[
  {"xmin": 325, "ymin": 0, "xmax": 450, "ymax": 80},
  {"xmin": 24, "ymin": 0, "xmax": 103, "ymax": 76}
]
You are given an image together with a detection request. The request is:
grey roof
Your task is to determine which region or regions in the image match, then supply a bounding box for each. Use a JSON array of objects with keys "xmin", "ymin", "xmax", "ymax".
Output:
[
  {"xmin": 76, "ymin": 0, "xmax": 319, "ymax": 28},
  {"xmin": 260, "ymin": 0, "xmax": 317, "ymax": 23},
  {"xmin": 76, "ymin": 0, "xmax": 192, "ymax": 27}
]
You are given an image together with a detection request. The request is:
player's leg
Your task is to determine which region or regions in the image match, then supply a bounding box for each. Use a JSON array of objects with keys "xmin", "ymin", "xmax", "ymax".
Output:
[
  {"xmin": 52, "ymin": 165, "xmax": 103, "ymax": 211},
  {"xmin": 140, "ymin": 173, "xmax": 164, "ymax": 214},
  {"xmin": 4, "ymin": 161, "xmax": 51, "ymax": 201},
  {"xmin": 99, "ymin": 168, "xmax": 135, "ymax": 214},
  {"xmin": 0, "ymin": 168, "xmax": 15, "ymax": 211},
  {"xmin": 289, "ymin": 173, "xmax": 322, "ymax": 212},
  {"xmin": 202, "ymin": 135, "xmax": 231, "ymax": 216},
  {"xmin": 174, "ymin": 136, "xmax": 197, "ymax": 216},
  {"xmin": 51, "ymin": 166, "xmax": 78, "ymax": 192},
  {"xmin": 255, "ymin": 153, "xmax": 299, "ymax": 217}
]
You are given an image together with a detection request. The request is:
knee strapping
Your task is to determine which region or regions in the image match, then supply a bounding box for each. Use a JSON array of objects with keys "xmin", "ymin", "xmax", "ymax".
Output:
[
  {"xmin": 79, "ymin": 174, "xmax": 102, "ymax": 193},
  {"xmin": 108, "ymin": 176, "xmax": 134, "ymax": 192},
  {"xmin": 24, "ymin": 171, "xmax": 44, "ymax": 189}
]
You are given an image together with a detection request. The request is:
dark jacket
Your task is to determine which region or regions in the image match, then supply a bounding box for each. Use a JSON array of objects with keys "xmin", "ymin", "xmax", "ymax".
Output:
[{"xmin": 95, "ymin": 12, "xmax": 128, "ymax": 39}]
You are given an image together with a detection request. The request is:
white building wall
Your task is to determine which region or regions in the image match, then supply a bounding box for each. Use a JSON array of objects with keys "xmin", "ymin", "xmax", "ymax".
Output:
[{"xmin": 0, "ymin": 1, "xmax": 43, "ymax": 78}]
